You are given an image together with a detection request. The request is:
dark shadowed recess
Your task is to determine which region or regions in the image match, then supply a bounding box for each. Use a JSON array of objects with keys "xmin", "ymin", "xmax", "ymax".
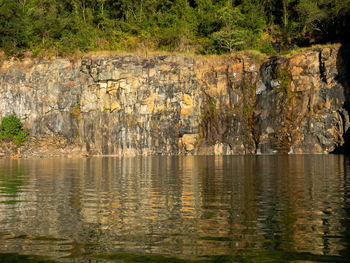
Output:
[{"xmin": 332, "ymin": 11, "xmax": 350, "ymax": 154}]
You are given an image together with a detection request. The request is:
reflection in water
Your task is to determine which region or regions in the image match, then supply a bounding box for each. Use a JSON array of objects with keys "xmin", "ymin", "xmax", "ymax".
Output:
[{"xmin": 0, "ymin": 155, "xmax": 349, "ymax": 262}]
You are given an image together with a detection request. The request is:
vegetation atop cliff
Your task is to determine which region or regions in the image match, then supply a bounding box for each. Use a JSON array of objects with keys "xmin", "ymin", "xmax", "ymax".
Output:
[{"xmin": 0, "ymin": 0, "xmax": 349, "ymax": 57}]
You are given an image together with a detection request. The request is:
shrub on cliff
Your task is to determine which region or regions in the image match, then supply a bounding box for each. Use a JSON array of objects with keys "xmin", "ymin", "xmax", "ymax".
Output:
[{"xmin": 0, "ymin": 114, "xmax": 28, "ymax": 145}]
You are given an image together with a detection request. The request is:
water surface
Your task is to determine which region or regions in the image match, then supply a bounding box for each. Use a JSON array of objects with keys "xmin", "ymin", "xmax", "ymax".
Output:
[{"xmin": 0, "ymin": 155, "xmax": 349, "ymax": 262}]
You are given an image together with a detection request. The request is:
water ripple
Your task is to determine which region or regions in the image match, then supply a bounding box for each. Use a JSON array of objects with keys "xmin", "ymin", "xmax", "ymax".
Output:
[{"xmin": 0, "ymin": 155, "xmax": 349, "ymax": 262}]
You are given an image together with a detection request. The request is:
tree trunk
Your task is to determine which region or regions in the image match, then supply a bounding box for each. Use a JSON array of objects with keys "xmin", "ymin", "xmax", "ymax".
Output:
[{"xmin": 282, "ymin": 0, "xmax": 288, "ymax": 30}]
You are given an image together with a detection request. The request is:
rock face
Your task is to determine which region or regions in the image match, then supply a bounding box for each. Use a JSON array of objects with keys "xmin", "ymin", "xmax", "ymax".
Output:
[
  {"xmin": 256, "ymin": 47, "xmax": 349, "ymax": 154},
  {"xmin": 0, "ymin": 45, "xmax": 349, "ymax": 156}
]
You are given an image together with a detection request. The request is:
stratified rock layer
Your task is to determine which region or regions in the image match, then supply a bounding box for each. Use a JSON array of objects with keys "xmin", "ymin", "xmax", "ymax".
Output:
[{"xmin": 0, "ymin": 45, "xmax": 349, "ymax": 156}]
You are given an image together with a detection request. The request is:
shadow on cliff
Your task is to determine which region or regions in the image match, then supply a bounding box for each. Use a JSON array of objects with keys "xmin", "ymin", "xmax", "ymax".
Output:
[
  {"xmin": 333, "ymin": 45, "xmax": 350, "ymax": 153},
  {"xmin": 332, "ymin": 13, "xmax": 350, "ymax": 154}
]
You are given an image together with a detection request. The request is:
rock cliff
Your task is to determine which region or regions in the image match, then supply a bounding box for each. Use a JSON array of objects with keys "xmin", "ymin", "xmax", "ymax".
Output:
[{"xmin": 0, "ymin": 45, "xmax": 349, "ymax": 156}]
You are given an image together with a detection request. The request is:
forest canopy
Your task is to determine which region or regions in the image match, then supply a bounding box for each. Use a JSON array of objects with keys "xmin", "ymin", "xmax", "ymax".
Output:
[{"xmin": 0, "ymin": 0, "xmax": 349, "ymax": 57}]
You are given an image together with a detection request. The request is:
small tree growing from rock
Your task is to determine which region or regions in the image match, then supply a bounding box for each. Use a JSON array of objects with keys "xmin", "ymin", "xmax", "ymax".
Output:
[{"xmin": 0, "ymin": 114, "xmax": 28, "ymax": 145}]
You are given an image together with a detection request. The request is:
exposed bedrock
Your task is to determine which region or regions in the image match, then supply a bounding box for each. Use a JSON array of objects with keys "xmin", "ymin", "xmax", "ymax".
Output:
[{"xmin": 0, "ymin": 45, "xmax": 349, "ymax": 155}]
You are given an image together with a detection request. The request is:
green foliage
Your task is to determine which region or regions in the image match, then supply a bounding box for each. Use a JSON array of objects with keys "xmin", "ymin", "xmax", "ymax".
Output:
[
  {"xmin": 0, "ymin": 114, "xmax": 28, "ymax": 145},
  {"xmin": 71, "ymin": 103, "xmax": 83, "ymax": 121},
  {"xmin": 208, "ymin": 96, "xmax": 217, "ymax": 115},
  {"xmin": 296, "ymin": 0, "xmax": 350, "ymax": 41},
  {"xmin": 276, "ymin": 67, "xmax": 292, "ymax": 94},
  {"xmin": 0, "ymin": 0, "xmax": 349, "ymax": 56},
  {"xmin": 254, "ymin": 33, "xmax": 277, "ymax": 56}
]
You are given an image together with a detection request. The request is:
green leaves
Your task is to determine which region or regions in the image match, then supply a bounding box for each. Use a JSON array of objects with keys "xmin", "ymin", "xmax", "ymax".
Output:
[
  {"xmin": 0, "ymin": 114, "xmax": 28, "ymax": 145},
  {"xmin": 0, "ymin": 0, "xmax": 27, "ymax": 55},
  {"xmin": 296, "ymin": 0, "xmax": 350, "ymax": 41},
  {"xmin": 212, "ymin": 29, "xmax": 246, "ymax": 53},
  {"xmin": 0, "ymin": 0, "xmax": 348, "ymax": 56}
]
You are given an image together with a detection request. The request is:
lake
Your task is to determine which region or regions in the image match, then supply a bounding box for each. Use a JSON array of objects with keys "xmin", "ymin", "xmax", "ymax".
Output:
[{"xmin": 0, "ymin": 155, "xmax": 349, "ymax": 262}]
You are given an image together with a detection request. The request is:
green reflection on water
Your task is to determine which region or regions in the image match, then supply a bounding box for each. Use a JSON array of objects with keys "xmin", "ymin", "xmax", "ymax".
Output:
[
  {"xmin": 0, "ymin": 250, "xmax": 347, "ymax": 263},
  {"xmin": 0, "ymin": 253, "xmax": 57, "ymax": 263},
  {"xmin": 0, "ymin": 199, "xmax": 24, "ymax": 204},
  {"xmin": 97, "ymin": 253, "xmax": 196, "ymax": 262},
  {"xmin": 0, "ymin": 162, "xmax": 24, "ymax": 197},
  {"xmin": 33, "ymin": 237, "xmax": 67, "ymax": 242},
  {"xmin": 206, "ymin": 251, "xmax": 346, "ymax": 263},
  {"xmin": 94, "ymin": 250, "xmax": 348, "ymax": 263},
  {"xmin": 0, "ymin": 242, "xmax": 348, "ymax": 263}
]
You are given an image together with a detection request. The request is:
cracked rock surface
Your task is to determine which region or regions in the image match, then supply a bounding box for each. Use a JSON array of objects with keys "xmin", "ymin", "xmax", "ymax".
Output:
[{"xmin": 0, "ymin": 46, "xmax": 349, "ymax": 157}]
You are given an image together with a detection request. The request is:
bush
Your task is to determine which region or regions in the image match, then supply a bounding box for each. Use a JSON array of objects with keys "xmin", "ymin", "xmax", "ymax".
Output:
[{"xmin": 0, "ymin": 114, "xmax": 28, "ymax": 145}]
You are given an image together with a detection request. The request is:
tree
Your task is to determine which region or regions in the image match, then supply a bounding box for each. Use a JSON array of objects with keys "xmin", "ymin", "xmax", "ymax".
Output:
[
  {"xmin": 0, "ymin": 0, "xmax": 27, "ymax": 55},
  {"xmin": 296, "ymin": 0, "xmax": 350, "ymax": 42}
]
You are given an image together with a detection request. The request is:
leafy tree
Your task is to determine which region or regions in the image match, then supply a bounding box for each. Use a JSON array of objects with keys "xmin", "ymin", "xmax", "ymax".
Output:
[
  {"xmin": 0, "ymin": 114, "xmax": 28, "ymax": 145},
  {"xmin": 296, "ymin": 0, "xmax": 350, "ymax": 42},
  {"xmin": 211, "ymin": 6, "xmax": 246, "ymax": 52},
  {"xmin": 0, "ymin": 0, "xmax": 349, "ymax": 56},
  {"xmin": 0, "ymin": 0, "xmax": 27, "ymax": 55}
]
